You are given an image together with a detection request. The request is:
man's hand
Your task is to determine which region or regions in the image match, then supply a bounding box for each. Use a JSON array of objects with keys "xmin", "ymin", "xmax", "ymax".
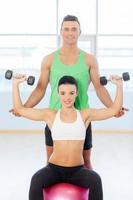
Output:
[
  {"xmin": 9, "ymin": 108, "xmax": 21, "ymax": 117},
  {"xmin": 115, "ymin": 107, "xmax": 129, "ymax": 118}
]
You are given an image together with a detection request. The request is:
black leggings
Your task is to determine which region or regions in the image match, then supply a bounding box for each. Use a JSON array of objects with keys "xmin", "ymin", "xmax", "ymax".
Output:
[{"xmin": 29, "ymin": 163, "xmax": 103, "ymax": 200}]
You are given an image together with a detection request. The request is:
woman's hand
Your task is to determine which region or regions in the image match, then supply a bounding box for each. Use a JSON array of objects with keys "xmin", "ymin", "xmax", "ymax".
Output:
[
  {"xmin": 115, "ymin": 107, "xmax": 129, "ymax": 118},
  {"xmin": 13, "ymin": 74, "xmax": 27, "ymax": 84},
  {"xmin": 110, "ymin": 75, "xmax": 123, "ymax": 86}
]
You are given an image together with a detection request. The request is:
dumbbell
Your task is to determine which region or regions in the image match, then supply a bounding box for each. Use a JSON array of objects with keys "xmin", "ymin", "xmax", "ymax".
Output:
[
  {"xmin": 5, "ymin": 69, "xmax": 35, "ymax": 86},
  {"xmin": 100, "ymin": 72, "xmax": 130, "ymax": 85}
]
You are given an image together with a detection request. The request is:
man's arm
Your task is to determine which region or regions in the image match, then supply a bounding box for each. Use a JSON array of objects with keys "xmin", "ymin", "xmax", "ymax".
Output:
[
  {"xmin": 9, "ymin": 53, "xmax": 54, "ymax": 116},
  {"xmin": 24, "ymin": 54, "xmax": 54, "ymax": 108},
  {"xmin": 86, "ymin": 54, "xmax": 113, "ymax": 107}
]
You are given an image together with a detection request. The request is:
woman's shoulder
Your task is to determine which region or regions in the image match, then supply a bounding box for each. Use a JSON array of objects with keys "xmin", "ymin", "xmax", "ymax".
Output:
[{"xmin": 79, "ymin": 109, "xmax": 90, "ymax": 121}]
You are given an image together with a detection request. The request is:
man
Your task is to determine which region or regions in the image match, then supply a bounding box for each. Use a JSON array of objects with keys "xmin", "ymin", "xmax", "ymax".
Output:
[{"xmin": 10, "ymin": 15, "xmax": 127, "ymax": 169}]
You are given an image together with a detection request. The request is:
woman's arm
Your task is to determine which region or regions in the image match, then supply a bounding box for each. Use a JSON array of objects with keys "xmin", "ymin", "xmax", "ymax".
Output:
[
  {"xmin": 12, "ymin": 75, "xmax": 53, "ymax": 122},
  {"xmin": 82, "ymin": 75, "xmax": 123, "ymax": 122}
]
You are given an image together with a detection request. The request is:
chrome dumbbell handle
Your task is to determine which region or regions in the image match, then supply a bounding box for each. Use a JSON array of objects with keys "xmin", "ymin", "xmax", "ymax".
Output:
[
  {"xmin": 5, "ymin": 69, "xmax": 35, "ymax": 86},
  {"xmin": 100, "ymin": 72, "xmax": 130, "ymax": 85}
]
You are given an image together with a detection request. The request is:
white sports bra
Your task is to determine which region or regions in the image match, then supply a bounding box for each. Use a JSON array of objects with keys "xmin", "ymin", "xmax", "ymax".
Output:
[{"xmin": 51, "ymin": 109, "xmax": 86, "ymax": 140}]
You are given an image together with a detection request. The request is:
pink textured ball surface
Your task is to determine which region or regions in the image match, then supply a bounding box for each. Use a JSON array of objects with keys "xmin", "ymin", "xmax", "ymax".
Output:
[{"xmin": 43, "ymin": 183, "xmax": 89, "ymax": 200}]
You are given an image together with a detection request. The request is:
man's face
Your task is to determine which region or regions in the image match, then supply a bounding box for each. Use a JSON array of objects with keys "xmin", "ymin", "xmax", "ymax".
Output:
[{"xmin": 61, "ymin": 21, "xmax": 81, "ymax": 45}]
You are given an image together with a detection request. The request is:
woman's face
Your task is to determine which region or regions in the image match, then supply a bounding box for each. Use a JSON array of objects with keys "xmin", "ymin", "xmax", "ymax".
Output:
[{"xmin": 58, "ymin": 84, "xmax": 77, "ymax": 108}]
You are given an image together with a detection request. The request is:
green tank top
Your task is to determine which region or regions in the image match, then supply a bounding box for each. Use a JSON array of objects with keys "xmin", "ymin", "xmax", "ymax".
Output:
[{"xmin": 49, "ymin": 49, "xmax": 90, "ymax": 110}]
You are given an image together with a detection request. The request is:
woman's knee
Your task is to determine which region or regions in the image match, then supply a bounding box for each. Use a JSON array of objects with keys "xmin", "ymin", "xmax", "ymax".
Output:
[
  {"xmin": 88, "ymin": 170, "xmax": 103, "ymax": 189},
  {"xmin": 30, "ymin": 167, "xmax": 48, "ymax": 189},
  {"xmin": 79, "ymin": 169, "xmax": 102, "ymax": 188},
  {"xmin": 90, "ymin": 170, "xmax": 102, "ymax": 181},
  {"xmin": 30, "ymin": 172, "xmax": 42, "ymax": 192}
]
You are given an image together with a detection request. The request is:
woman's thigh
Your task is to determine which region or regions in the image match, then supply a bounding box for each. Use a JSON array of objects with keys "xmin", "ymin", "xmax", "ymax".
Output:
[
  {"xmin": 30, "ymin": 165, "xmax": 61, "ymax": 188},
  {"xmin": 68, "ymin": 167, "xmax": 102, "ymax": 188}
]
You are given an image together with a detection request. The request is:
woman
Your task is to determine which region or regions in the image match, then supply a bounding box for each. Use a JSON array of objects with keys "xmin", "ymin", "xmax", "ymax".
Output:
[{"xmin": 12, "ymin": 74, "xmax": 123, "ymax": 200}]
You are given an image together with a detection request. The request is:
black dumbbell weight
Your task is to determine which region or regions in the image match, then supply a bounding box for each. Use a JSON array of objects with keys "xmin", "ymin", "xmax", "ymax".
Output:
[
  {"xmin": 5, "ymin": 70, "xmax": 13, "ymax": 80},
  {"xmin": 5, "ymin": 69, "xmax": 35, "ymax": 86},
  {"xmin": 100, "ymin": 76, "xmax": 107, "ymax": 85},
  {"xmin": 122, "ymin": 72, "xmax": 130, "ymax": 81},
  {"xmin": 100, "ymin": 72, "xmax": 130, "ymax": 85},
  {"xmin": 27, "ymin": 76, "xmax": 35, "ymax": 86}
]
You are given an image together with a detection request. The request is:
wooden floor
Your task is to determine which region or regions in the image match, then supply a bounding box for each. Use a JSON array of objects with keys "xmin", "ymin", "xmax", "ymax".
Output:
[{"xmin": 0, "ymin": 131, "xmax": 133, "ymax": 200}]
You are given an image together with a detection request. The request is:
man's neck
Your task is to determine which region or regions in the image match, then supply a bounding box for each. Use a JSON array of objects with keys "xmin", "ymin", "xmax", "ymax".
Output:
[{"xmin": 60, "ymin": 45, "xmax": 79, "ymax": 55}]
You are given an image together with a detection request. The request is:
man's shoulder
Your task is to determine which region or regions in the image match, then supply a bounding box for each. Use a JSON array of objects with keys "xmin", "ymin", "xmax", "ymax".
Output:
[
  {"xmin": 43, "ymin": 52, "xmax": 54, "ymax": 62},
  {"xmin": 41, "ymin": 50, "xmax": 57, "ymax": 68},
  {"xmin": 82, "ymin": 50, "xmax": 94, "ymax": 59},
  {"xmin": 82, "ymin": 50, "xmax": 97, "ymax": 66}
]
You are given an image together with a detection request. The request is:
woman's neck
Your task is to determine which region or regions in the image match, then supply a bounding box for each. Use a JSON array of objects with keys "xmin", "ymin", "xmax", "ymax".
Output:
[{"xmin": 61, "ymin": 106, "xmax": 75, "ymax": 114}]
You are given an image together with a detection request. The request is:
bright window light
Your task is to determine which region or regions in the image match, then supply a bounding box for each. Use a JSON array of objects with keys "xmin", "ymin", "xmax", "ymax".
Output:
[
  {"xmin": 0, "ymin": 0, "xmax": 57, "ymax": 34},
  {"xmin": 58, "ymin": 0, "xmax": 96, "ymax": 34},
  {"xmin": 99, "ymin": 0, "xmax": 133, "ymax": 34}
]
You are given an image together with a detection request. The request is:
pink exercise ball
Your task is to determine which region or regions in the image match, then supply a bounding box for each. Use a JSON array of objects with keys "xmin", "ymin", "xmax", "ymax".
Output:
[{"xmin": 43, "ymin": 183, "xmax": 89, "ymax": 200}]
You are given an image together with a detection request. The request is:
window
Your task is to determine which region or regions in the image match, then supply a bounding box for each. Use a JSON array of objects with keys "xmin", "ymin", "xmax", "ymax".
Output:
[
  {"xmin": 58, "ymin": 0, "xmax": 96, "ymax": 34},
  {"xmin": 0, "ymin": 0, "xmax": 133, "ymax": 91},
  {"xmin": 0, "ymin": 0, "xmax": 57, "ymax": 34},
  {"xmin": 98, "ymin": 36, "xmax": 133, "ymax": 69},
  {"xmin": 0, "ymin": 35, "xmax": 57, "ymax": 91},
  {"xmin": 98, "ymin": 0, "xmax": 133, "ymax": 34}
]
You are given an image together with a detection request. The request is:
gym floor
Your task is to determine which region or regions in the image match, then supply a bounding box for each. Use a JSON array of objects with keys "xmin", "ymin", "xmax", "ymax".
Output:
[{"xmin": 0, "ymin": 131, "xmax": 133, "ymax": 200}]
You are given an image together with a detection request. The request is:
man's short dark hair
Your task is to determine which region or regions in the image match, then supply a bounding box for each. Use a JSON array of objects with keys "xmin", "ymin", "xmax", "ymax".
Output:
[
  {"xmin": 61, "ymin": 15, "xmax": 80, "ymax": 27},
  {"xmin": 58, "ymin": 75, "xmax": 78, "ymax": 91}
]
